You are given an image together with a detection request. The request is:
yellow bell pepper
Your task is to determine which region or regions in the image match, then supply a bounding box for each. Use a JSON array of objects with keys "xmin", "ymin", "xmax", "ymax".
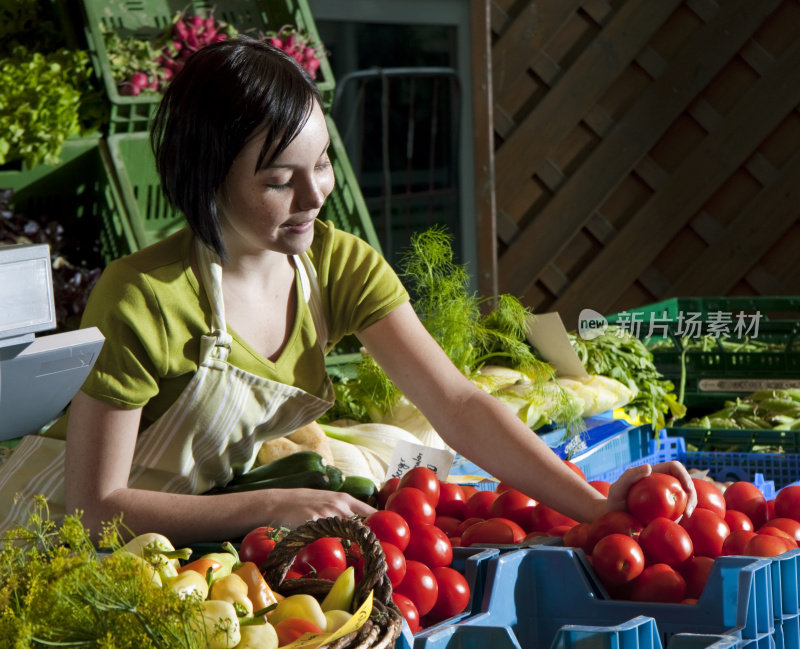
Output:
[
  {"xmin": 320, "ymin": 566, "xmax": 355, "ymax": 612},
  {"xmin": 201, "ymin": 541, "xmax": 239, "ymax": 581},
  {"xmin": 166, "ymin": 568, "xmax": 209, "ymax": 600},
  {"xmin": 119, "ymin": 532, "xmax": 191, "ymax": 580},
  {"xmin": 196, "ymin": 600, "xmax": 241, "ymax": 649},
  {"xmin": 232, "ymin": 561, "xmax": 279, "ymax": 615},
  {"xmin": 237, "ymin": 621, "xmax": 279, "ymax": 649},
  {"xmin": 209, "ymin": 573, "xmax": 254, "ymax": 617}
]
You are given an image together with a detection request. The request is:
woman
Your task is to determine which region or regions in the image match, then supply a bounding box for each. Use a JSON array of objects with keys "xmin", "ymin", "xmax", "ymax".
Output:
[{"xmin": 0, "ymin": 37, "xmax": 694, "ymax": 543}]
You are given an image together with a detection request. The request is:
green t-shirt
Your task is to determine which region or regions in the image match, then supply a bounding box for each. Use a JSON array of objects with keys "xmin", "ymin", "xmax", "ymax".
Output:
[{"xmin": 47, "ymin": 220, "xmax": 408, "ymax": 436}]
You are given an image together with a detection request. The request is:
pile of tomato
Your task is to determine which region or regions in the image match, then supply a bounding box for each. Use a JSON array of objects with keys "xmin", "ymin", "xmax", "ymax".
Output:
[
  {"xmin": 563, "ymin": 472, "xmax": 800, "ymax": 603},
  {"xmin": 371, "ymin": 466, "xmax": 474, "ymax": 633}
]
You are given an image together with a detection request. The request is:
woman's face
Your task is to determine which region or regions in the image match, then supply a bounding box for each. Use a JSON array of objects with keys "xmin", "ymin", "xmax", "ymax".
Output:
[{"xmin": 217, "ymin": 101, "xmax": 335, "ymax": 257}]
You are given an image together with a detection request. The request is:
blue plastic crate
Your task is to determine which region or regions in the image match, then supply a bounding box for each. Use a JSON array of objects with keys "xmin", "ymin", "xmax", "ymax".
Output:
[
  {"xmin": 773, "ymin": 612, "xmax": 800, "ymax": 649},
  {"xmin": 409, "ymin": 623, "xmax": 522, "ymax": 649},
  {"xmin": 391, "ymin": 546, "xmax": 500, "ymax": 649},
  {"xmin": 666, "ymin": 634, "xmax": 740, "ymax": 649},
  {"xmin": 766, "ymin": 549, "xmax": 800, "ymax": 621},
  {"xmin": 551, "ymin": 615, "xmax": 663, "ymax": 649},
  {"xmin": 590, "ymin": 434, "xmax": 780, "ymax": 499},
  {"xmin": 569, "ymin": 424, "xmax": 653, "ymax": 480},
  {"xmin": 458, "ymin": 545, "xmax": 773, "ymax": 648}
]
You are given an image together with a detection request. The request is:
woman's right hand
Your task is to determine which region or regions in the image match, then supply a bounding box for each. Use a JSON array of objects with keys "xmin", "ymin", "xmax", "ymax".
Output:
[{"xmin": 262, "ymin": 488, "xmax": 376, "ymax": 528}]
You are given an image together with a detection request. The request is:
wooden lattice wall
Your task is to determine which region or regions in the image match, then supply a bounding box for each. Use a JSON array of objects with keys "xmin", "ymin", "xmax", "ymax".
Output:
[{"xmin": 482, "ymin": 0, "xmax": 800, "ymax": 327}]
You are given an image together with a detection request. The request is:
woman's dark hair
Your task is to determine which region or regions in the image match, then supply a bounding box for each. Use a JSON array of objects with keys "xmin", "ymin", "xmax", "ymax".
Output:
[{"xmin": 151, "ymin": 36, "xmax": 322, "ymax": 258}]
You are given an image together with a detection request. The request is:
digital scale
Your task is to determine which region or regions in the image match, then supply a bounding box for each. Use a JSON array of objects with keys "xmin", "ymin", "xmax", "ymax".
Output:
[{"xmin": 0, "ymin": 244, "xmax": 104, "ymax": 440}]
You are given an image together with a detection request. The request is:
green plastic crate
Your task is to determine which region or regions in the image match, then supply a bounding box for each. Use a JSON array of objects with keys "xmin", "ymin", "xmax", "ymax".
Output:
[
  {"xmin": 608, "ymin": 297, "xmax": 800, "ymax": 408},
  {"xmin": 79, "ymin": 0, "xmax": 335, "ymax": 134},
  {"xmin": 0, "ymin": 137, "xmax": 113, "ymax": 264}
]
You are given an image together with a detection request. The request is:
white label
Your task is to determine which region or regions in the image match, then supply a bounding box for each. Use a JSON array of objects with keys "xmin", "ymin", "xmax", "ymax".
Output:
[
  {"xmin": 385, "ymin": 439, "xmax": 455, "ymax": 482},
  {"xmin": 698, "ymin": 378, "xmax": 800, "ymax": 392}
]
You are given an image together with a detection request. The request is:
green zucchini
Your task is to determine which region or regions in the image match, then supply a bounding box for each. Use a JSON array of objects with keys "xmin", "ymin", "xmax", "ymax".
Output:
[
  {"xmin": 233, "ymin": 451, "xmax": 326, "ymax": 485},
  {"xmin": 207, "ymin": 470, "xmax": 331, "ymax": 494},
  {"xmin": 325, "ymin": 465, "xmax": 344, "ymax": 491},
  {"xmin": 338, "ymin": 476, "xmax": 378, "ymax": 503}
]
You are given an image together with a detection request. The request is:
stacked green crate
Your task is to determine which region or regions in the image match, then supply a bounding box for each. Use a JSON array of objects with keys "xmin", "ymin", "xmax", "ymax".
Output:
[
  {"xmin": 78, "ymin": 0, "xmax": 336, "ymax": 134},
  {"xmin": 607, "ymin": 297, "xmax": 800, "ymax": 409}
]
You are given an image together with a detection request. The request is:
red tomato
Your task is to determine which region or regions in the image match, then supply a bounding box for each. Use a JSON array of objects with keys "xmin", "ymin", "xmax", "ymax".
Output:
[
  {"xmin": 721, "ymin": 530, "xmax": 758, "ymax": 555},
  {"xmin": 589, "ymin": 480, "xmax": 611, "ymax": 496},
  {"xmin": 274, "ymin": 618, "xmax": 323, "ymax": 645},
  {"xmin": 638, "ymin": 517, "xmax": 693, "ymax": 568},
  {"xmin": 627, "ymin": 474, "xmax": 688, "ymax": 524},
  {"xmin": 586, "ymin": 511, "xmax": 644, "ymax": 553},
  {"xmin": 563, "ymin": 522, "xmax": 593, "ymax": 554},
  {"xmin": 238, "ymin": 525, "xmax": 287, "ymax": 568},
  {"xmin": 378, "ymin": 477, "xmax": 400, "ymax": 509},
  {"xmin": 404, "ymin": 524, "xmax": 454, "ymax": 568},
  {"xmin": 774, "ymin": 485, "xmax": 800, "ymax": 522},
  {"xmin": 546, "ymin": 524, "xmax": 574, "ymax": 537},
  {"xmin": 343, "ymin": 540, "xmax": 364, "ymax": 581},
  {"xmin": 456, "ymin": 517, "xmax": 485, "ymax": 536},
  {"xmin": 434, "ymin": 515, "xmax": 463, "ymax": 538},
  {"xmin": 743, "ymin": 533, "xmax": 794, "ymax": 557},
  {"xmin": 680, "ymin": 556, "xmax": 715, "ymax": 599},
  {"xmin": 460, "ymin": 485, "xmax": 479, "ymax": 500},
  {"xmin": 394, "ymin": 560, "xmax": 439, "ymax": 616},
  {"xmin": 724, "ymin": 482, "xmax": 768, "ymax": 529},
  {"xmin": 385, "ymin": 487, "xmax": 436, "ymax": 528},
  {"xmin": 494, "ymin": 481, "xmax": 516, "ymax": 494},
  {"xmin": 529, "ymin": 503, "xmax": 577, "ymax": 534},
  {"xmin": 680, "ymin": 508, "xmax": 730, "ymax": 558},
  {"xmin": 563, "ymin": 459, "xmax": 586, "ymax": 480},
  {"xmin": 292, "ymin": 537, "xmax": 347, "ymax": 577},
  {"xmin": 436, "ymin": 482, "xmax": 467, "ymax": 519},
  {"xmin": 629, "ymin": 563, "xmax": 687, "ymax": 603},
  {"xmin": 758, "ymin": 526, "xmax": 797, "ymax": 547},
  {"xmin": 464, "ymin": 490, "xmax": 499, "ymax": 519},
  {"xmin": 760, "ymin": 518, "xmax": 800, "ymax": 545},
  {"xmin": 399, "ymin": 467, "xmax": 441, "ymax": 508},
  {"xmin": 460, "ymin": 518, "xmax": 525, "ymax": 546},
  {"xmin": 317, "ymin": 566, "xmax": 346, "ymax": 580},
  {"xmin": 489, "ymin": 489, "xmax": 537, "ymax": 530},
  {"xmin": 725, "ymin": 509, "xmax": 754, "ymax": 533},
  {"xmin": 365, "ymin": 510, "xmax": 411, "ymax": 552},
  {"xmin": 392, "ymin": 592, "xmax": 421, "ymax": 634},
  {"xmin": 692, "ymin": 478, "xmax": 726, "ymax": 518},
  {"xmin": 381, "ymin": 541, "xmax": 407, "ymax": 587},
  {"xmin": 591, "ymin": 533, "xmax": 645, "ymax": 586},
  {"xmin": 767, "ymin": 499, "xmax": 776, "ymax": 520},
  {"xmin": 427, "ymin": 566, "xmax": 471, "ymax": 622}
]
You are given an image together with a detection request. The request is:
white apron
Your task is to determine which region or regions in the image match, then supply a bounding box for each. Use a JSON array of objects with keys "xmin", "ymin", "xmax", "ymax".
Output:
[{"xmin": 0, "ymin": 239, "xmax": 334, "ymax": 533}]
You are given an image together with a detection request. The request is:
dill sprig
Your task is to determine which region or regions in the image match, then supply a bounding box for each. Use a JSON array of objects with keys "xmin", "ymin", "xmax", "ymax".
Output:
[
  {"xmin": 327, "ymin": 227, "xmax": 580, "ymax": 430},
  {"xmin": 0, "ymin": 497, "xmax": 204, "ymax": 649}
]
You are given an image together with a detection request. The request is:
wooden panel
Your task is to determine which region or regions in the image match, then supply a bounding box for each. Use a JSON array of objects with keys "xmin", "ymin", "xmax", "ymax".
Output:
[{"xmin": 483, "ymin": 0, "xmax": 800, "ymax": 324}]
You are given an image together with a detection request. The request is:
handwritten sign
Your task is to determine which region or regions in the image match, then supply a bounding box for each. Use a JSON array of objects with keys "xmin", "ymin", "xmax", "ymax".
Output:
[{"xmin": 384, "ymin": 439, "xmax": 455, "ymax": 482}]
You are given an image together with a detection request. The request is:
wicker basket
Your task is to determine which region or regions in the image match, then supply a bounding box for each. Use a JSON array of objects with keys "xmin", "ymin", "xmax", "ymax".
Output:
[{"xmin": 262, "ymin": 516, "xmax": 403, "ymax": 649}]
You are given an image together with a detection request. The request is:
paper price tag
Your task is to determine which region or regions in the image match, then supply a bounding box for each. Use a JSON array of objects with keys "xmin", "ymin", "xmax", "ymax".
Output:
[{"xmin": 384, "ymin": 439, "xmax": 455, "ymax": 482}]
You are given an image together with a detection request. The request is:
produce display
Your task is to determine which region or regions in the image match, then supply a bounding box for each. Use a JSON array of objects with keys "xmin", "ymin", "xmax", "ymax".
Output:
[
  {"xmin": 0, "ymin": 0, "xmax": 104, "ymax": 168},
  {"xmin": 682, "ymin": 389, "xmax": 800, "ymax": 431},
  {"xmin": 103, "ymin": 9, "xmax": 324, "ymax": 97}
]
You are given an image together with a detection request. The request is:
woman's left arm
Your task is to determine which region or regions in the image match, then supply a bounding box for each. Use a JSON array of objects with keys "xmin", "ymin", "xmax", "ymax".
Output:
[{"xmin": 357, "ymin": 302, "xmax": 695, "ymax": 522}]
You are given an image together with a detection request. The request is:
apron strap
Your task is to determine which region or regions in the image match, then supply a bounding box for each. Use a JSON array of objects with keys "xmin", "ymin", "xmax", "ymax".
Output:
[{"xmin": 293, "ymin": 253, "xmax": 329, "ymax": 355}]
